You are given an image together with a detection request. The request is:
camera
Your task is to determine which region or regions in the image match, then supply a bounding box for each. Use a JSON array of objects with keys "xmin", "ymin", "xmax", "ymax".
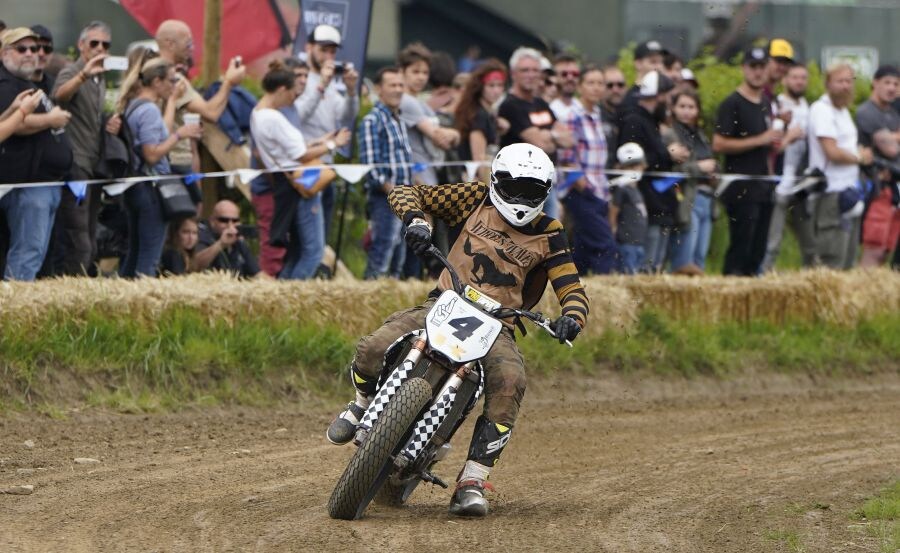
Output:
[
  {"xmin": 237, "ymin": 223, "xmax": 258, "ymax": 240},
  {"xmin": 333, "ymin": 60, "xmax": 346, "ymax": 74}
]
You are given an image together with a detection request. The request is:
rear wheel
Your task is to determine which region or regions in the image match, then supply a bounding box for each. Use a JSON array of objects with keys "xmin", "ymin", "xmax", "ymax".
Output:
[{"xmin": 327, "ymin": 377, "xmax": 433, "ymax": 520}]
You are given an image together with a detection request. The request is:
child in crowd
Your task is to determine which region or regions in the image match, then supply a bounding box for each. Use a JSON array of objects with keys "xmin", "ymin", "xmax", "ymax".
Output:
[
  {"xmin": 609, "ymin": 142, "xmax": 650, "ymax": 274},
  {"xmin": 159, "ymin": 216, "xmax": 199, "ymax": 275}
]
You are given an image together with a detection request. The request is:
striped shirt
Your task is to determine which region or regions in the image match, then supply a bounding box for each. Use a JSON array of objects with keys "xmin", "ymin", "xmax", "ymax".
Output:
[
  {"xmin": 358, "ymin": 101, "xmax": 413, "ymax": 191},
  {"xmin": 558, "ymin": 102, "xmax": 609, "ymax": 200}
]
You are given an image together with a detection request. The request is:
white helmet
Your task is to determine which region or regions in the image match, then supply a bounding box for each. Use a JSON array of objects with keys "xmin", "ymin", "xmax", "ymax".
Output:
[{"xmin": 489, "ymin": 143, "xmax": 554, "ymax": 227}]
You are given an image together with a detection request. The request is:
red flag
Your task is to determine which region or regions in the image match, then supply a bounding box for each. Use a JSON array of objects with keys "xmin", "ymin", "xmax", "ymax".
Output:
[{"xmin": 119, "ymin": 0, "xmax": 290, "ymax": 73}]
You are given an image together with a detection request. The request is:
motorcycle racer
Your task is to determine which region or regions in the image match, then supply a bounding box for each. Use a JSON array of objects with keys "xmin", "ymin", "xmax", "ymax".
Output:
[{"xmin": 327, "ymin": 143, "xmax": 590, "ymax": 516}]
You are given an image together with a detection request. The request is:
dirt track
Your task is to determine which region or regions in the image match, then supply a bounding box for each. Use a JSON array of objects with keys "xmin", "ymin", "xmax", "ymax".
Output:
[{"xmin": 2, "ymin": 371, "xmax": 899, "ymax": 553}]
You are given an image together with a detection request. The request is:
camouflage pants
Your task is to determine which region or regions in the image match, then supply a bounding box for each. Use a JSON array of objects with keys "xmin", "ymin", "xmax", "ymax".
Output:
[{"xmin": 354, "ymin": 297, "xmax": 527, "ymax": 428}]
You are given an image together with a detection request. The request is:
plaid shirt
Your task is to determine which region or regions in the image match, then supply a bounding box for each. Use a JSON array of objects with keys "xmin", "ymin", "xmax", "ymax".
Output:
[
  {"xmin": 558, "ymin": 102, "xmax": 609, "ymax": 200},
  {"xmin": 358, "ymin": 101, "xmax": 412, "ymax": 191}
]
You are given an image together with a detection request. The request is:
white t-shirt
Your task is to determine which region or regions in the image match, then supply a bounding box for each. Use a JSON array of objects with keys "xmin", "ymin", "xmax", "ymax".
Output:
[
  {"xmin": 775, "ymin": 93, "xmax": 810, "ymax": 195},
  {"xmin": 808, "ymin": 94, "xmax": 859, "ymax": 193},
  {"xmin": 249, "ymin": 108, "xmax": 307, "ymax": 171},
  {"xmin": 549, "ymin": 97, "xmax": 575, "ymax": 123}
]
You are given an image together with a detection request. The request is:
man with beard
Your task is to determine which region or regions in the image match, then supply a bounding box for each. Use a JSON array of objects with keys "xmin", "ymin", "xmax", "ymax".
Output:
[
  {"xmin": 0, "ymin": 28, "xmax": 72, "ymax": 281},
  {"xmin": 549, "ymin": 53, "xmax": 581, "ymax": 123},
  {"xmin": 713, "ymin": 47, "xmax": 782, "ymax": 276},
  {"xmin": 294, "ymin": 24, "xmax": 359, "ymax": 245},
  {"xmin": 600, "ymin": 64, "xmax": 627, "ymax": 160},
  {"xmin": 808, "ymin": 64, "xmax": 873, "ymax": 269},
  {"xmin": 618, "ymin": 70, "xmax": 690, "ymax": 272},
  {"xmin": 155, "ymin": 19, "xmax": 246, "ymax": 174},
  {"xmin": 765, "ymin": 39, "xmax": 795, "ymax": 105},
  {"xmin": 761, "ymin": 63, "xmax": 815, "ymax": 271}
]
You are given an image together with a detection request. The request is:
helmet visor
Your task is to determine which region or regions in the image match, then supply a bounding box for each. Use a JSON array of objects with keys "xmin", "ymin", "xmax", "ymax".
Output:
[{"xmin": 494, "ymin": 174, "xmax": 551, "ymax": 208}]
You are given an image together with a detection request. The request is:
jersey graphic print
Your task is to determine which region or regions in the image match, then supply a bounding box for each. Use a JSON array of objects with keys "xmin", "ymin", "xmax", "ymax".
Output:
[{"xmin": 464, "ymin": 237, "xmax": 517, "ymax": 288}]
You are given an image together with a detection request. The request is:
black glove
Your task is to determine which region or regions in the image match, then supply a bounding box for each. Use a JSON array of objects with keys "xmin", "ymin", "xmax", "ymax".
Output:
[
  {"xmin": 405, "ymin": 218, "xmax": 432, "ymax": 256},
  {"xmin": 551, "ymin": 315, "xmax": 581, "ymax": 344}
]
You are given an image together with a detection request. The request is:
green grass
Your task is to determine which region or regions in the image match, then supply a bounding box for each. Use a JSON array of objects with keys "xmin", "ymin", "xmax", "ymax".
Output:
[
  {"xmin": 852, "ymin": 481, "xmax": 900, "ymax": 553},
  {"xmin": 2, "ymin": 306, "xmax": 898, "ymax": 412},
  {"xmin": 764, "ymin": 529, "xmax": 806, "ymax": 552}
]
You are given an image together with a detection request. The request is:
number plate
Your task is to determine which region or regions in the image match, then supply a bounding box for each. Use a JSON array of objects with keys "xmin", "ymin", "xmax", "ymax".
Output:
[{"xmin": 426, "ymin": 290, "xmax": 503, "ymax": 363}]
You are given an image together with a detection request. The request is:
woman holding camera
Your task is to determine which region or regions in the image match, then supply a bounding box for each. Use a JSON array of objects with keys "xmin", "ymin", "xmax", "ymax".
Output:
[
  {"xmin": 250, "ymin": 59, "xmax": 350, "ymax": 280},
  {"xmin": 116, "ymin": 51, "xmax": 202, "ymax": 277}
]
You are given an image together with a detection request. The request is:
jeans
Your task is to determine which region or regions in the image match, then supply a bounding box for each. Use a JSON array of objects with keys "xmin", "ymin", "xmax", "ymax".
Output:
[
  {"xmin": 562, "ymin": 190, "xmax": 618, "ymax": 275},
  {"xmin": 618, "ymin": 244, "xmax": 645, "ymax": 274},
  {"xmin": 119, "ymin": 182, "xmax": 167, "ymax": 278},
  {"xmin": 0, "ymin": 186, "xmax": 61, "ymax": 281},
  {"xmin": 643, "ymin": 224, "xmax": 671, "ymax": 272},
  {"xmin": 364, "ymin": 191, "xmax": 404, "ymax": 279},
  {"xmin": 280, "ymin": 194, "xmax": 325, "ymax": 280},
  {"xmin": 321, "ymin": 182, "xmax": 336, "ymax": 241},
  {"xmin": 669, "ymin": 193, "xmax": 714, "ymax": 271}
]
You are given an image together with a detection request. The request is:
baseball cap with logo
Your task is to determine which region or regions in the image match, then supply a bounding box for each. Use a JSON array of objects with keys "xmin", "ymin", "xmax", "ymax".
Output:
[
  {"xmin": 768, "ymin": 38, "xmax": 794, "ymax": 63},
  {"xmin": 634, "ymin": 40, "xmax": 667, "ymax": 60},
  {"xmin": 638, "ymin": 70, "xmax": 674, "ymax": 98},
  {"xmin": 617, "ymin": 142, "xmax": 646, "ymax": 166},
  {"xmin": 1, "ymin": 27, "xmax": 39, "ymax": 49},
  {"xmin": 308, "ymin": 24, "xmax": 341, "ymax": 47},
  {"xmin": 742, "ymin": 46, "xmax": 769, "ymax": 66}
]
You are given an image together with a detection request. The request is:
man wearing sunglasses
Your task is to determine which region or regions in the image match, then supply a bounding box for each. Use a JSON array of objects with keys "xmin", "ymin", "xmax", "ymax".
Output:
[
  {"xmin": 0, "ymin": 27, "xmax": 73, "ymax": 281},
  {"xmin": 48, "ymin": 21, "xmax": 122, "ymax": 276},
  {"xmin": 600, "ymin": 65, "xmax": 627, "ymax": 155},
  {"xmin": 193, "ymin": 200, "xmax": 260, "ymax": 278},
  {"xmin": 549, "ymin": 53, "xmax": 581, "ymax": 123}
]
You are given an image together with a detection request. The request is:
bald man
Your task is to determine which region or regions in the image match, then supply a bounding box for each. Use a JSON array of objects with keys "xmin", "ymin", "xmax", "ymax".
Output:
[
  {"xmin": 193, "ymin": 200, "xmax": 260, "ymax": 278},
  {"xmin": 155, "ymin": 19, "xmax": 246, "ymax": 172}
]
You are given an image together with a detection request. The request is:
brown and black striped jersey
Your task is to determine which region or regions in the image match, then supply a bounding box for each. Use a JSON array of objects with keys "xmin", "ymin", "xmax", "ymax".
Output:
[{"xmin": 389, "ymin": 181, "xmax": 589, "ymax": 331}]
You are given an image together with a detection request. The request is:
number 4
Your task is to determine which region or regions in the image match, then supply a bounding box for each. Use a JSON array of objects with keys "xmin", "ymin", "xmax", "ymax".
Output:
[{"xmin": 447, "ymin": 316, "xmax": 484, "ymax": 341}]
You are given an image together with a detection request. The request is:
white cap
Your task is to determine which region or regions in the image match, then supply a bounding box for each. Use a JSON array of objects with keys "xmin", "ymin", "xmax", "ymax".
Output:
[
  {"xmin": 540, "ymin": 56, "xmax": 553, "ymax": 73},
  {"xmin": 616, "ymin": 142, "xmax": 646, "ymax": 166},
  {"xmin": 681, "ymin": 68, "xmax": 697, "ymax": 83},
  {"xmin": 310, "ymin": 24, "xmax": 341, "ymax": 47},
  {"xmin": 638, "ymin": 70, "xmax": 674, "ymax": 98}
]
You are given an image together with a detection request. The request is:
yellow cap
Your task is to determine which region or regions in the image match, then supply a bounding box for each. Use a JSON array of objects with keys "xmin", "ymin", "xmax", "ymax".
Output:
[
  {"xmin": 0, "ymin": 27, "xmax": 40, "ymax": 49},
  {"xmin": 769, "ymin": 39, "xmax": 794, "ymax": 62}
]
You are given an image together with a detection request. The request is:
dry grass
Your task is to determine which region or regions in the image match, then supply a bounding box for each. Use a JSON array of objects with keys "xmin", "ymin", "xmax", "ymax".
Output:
[{"xmin": 1, "ymin": 269, "xmax": 897, "ymax": 337}]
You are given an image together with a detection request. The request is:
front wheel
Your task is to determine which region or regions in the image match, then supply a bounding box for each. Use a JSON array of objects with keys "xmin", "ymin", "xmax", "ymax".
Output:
[{"xmin": 327, "ymin": 377, "xmax": 433, "ymax": 520}]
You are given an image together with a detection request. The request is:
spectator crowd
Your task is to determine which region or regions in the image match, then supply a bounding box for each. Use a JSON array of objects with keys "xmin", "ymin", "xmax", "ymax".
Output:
[{"xmin": 0, "ymin": 17, "xmax": 898, "ymax": 282}]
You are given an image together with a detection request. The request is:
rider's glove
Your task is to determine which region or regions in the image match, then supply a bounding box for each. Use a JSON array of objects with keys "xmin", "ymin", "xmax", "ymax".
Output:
[
  {"xmin": 406, "ymin": 218, "xmax": 433, "ymax": 256},
  {"xmin": 551, "ymin": 315, "xmax": 581, "ymax": 344}
]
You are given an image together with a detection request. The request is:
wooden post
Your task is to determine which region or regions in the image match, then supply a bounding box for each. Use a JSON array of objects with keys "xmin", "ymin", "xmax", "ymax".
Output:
[{"xmin": 200, "ymin": 0, "xmax": 222, "ymax": 87}]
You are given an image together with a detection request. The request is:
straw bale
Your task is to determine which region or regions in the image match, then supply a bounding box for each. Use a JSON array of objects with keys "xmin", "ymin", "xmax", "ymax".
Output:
[{"xmin": 0, "ymin": 269, "xmax": 897, "ymax": 338}]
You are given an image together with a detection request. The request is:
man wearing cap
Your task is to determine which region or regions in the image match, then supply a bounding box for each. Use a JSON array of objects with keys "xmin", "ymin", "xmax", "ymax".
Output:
[
  {"xmin": 600, "ymin": 64, "xmax": 627, "ymax": 156},
  {"xmin": 766, "ymin": 39, "xmax": 795, "ymax": 103},
  {"xmin": 619, "ymin": 40, "xmax": 667, "ymax": 121},
  {"xmin": 713, "ymin": 46, "xmax": 782, "ymax": 276},
  {"xmin": 855, "ymin": 65, "xmax": 899, "ymax": 147},
  {"xmin": 618, "ymin": 70, "xmax": 690, "ymax": 272},
  {"xmin": 49, "ymin": 21, "xmax": 122, "ymax": 276},
  {"xmin": 155, "ymin": 19, "xmax": 246, "ymax": 175},
  {"xmin": 295, "ymin": 24, "xmax": 359, "ymax": 244},
  {"xmin": 0, "ymin": 27, "xmax": 72, "ymax": 281},
  {"xmin": 808, "ymin": 64, "xmax": 872, "ymax": 269}
]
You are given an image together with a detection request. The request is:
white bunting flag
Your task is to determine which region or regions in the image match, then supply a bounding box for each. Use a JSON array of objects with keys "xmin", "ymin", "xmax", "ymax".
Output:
[
  {"xmin": 103, "ymin": 181, "xmax": 137, "ymax": 196},
  {"xmin": 333, "ymin": 164, "xmax": 373, "ymax": 184},
  {"xmin": 464, "ymin": 161, "xmax": 481, "ymax": 182}
]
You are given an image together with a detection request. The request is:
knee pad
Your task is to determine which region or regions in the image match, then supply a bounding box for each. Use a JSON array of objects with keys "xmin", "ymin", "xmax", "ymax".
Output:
[
  {"xmin": 466, "ymin": 415, "xmax": 512, "ymax": 467},
  {"xmin": 348, "ymin": 363, "xmax": 377, "ymax": 397}
]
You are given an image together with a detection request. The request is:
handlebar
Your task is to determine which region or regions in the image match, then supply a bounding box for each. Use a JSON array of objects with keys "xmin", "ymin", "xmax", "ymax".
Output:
[{"xmin": 423, "ymin": 246, "xmax": 572, "ymax": 348}]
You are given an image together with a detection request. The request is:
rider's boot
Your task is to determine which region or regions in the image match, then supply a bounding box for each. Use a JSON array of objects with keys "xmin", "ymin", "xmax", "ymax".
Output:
[
  {"xmin": 449, "ymin": 416, "xmax": 512, "ymax": 517},
  {"xmin": 326, "ymin": 363, "xmax": 376, "ymax": 445}
]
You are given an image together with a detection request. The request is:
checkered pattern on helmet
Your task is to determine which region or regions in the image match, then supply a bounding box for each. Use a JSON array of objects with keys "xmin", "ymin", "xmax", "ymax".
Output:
[
  {"xmin": 389, "ymin": 181, "xmax": 487, "ymax": 227},
  {"xmin": 402, "ymin": 386, "xmax": 458, "ymax": 462},
  {"xmin": 359, "ymin": 358, "xmax": 415, "ymax": 431}
]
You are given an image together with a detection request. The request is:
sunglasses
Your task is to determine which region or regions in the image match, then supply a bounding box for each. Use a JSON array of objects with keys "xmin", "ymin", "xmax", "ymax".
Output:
[
  {"xmin": 216, "ymin": 216, "xmax": 240, "ymax": 224},
  {"xmin": 606, "ymin": 81, "xmax": 626, "ymax": 89},
  {"xmin": 88, "ymin": 40, "xmax": 111, "ymax": 50},
  {"xmin": 38, "ymin": 43, "xmax": 53, "ymax": 54},
  {"xmin": 559, "ymin": 70, "xmax": 580, "ymax": 78},
  {"xmin": 13, "ymin": 45, "xmax": 40, "ymax": 54}
]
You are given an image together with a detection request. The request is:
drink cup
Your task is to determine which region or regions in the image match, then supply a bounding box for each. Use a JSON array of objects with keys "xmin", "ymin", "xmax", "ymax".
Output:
[{"xmin": 183, "ymin": 113, "xmax": 200, "ymax": 127}]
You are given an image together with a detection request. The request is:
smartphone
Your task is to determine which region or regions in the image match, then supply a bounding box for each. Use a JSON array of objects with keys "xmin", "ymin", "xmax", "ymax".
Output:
[{"xmin": 103, "ymin": 56, "xmax": 129, "ymax": 71}]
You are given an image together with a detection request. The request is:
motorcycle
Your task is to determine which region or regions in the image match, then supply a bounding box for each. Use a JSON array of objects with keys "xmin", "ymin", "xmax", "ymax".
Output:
[{"xmin": 327, "ymin": 246, "xmax": 571, "ymax": 520}]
